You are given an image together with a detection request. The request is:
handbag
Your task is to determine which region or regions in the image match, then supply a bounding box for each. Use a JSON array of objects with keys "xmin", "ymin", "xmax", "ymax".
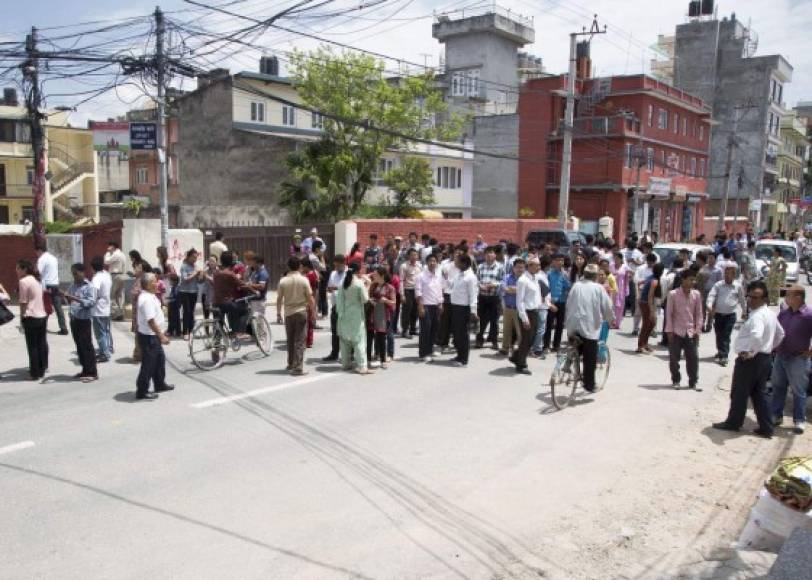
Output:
[{"xmin": 0, "ymin": 302, "xmax": 14, "ymax": 326}]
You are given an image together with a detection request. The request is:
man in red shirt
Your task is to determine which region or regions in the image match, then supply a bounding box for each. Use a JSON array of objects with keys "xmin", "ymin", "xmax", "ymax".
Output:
[{"xmin": 213, "ymin": 251, "xmax": 251, "ymax": 334}]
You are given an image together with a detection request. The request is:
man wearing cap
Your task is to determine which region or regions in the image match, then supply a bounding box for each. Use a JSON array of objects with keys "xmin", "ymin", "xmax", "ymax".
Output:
[
  {"xmin": 706, "ymin": 264, "xmax": 746, "ymax": 366},
  {"xmin": 290, "ymin": 233, "xmax": 303, "ymax": 256},
  {"xmin": 565, "ymin": 263, "xmax": 614, "ymax": 392}
]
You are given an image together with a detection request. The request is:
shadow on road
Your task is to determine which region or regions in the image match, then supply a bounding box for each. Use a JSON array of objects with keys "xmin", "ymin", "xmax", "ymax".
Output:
[
  {"xmin": 0, "ymin": 367, "xmax": 32, "ymax": 381},
  {"xmin": 534, "ymin": 391, "xmax": 595, "ymax": 415},
  {"xmin": 488, "ymin": 367, "xmax": 516, "ymax": 377},
  {"xmin": 639, "ymin": 383, "xmax": 679, "ymax": 391},
  {"xmin": 0, "ymin": 462, "xmax": 374, "ymax": 579}
]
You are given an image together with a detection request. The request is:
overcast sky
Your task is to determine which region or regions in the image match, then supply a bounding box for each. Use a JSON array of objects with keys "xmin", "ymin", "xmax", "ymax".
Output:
[{"xmin": 3, "ymin": 0, "xmax": 810, "ymax": 125}]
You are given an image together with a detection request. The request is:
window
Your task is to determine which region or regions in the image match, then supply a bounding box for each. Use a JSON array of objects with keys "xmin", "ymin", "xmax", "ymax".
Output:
[
  {"xmin": 648, "ymin": 104, "xmax": 654, "ymax": 127},
  {"xmin": 452, "ymin": 69, "xmax": 481, "ymax": 97},
  {"xmin": 699, "ymin": 158, "xmax": 705, "ymax": 177},
  {"xmin": 457, "ymin": 167, "xmax": 462, "ymax": 188},
  {"xmin": 467, "ymin": 69, "xmax": 480, "ymax": 98},
  {"xmin": 690, "ymin": 157, "xmax": 697, "ymax": 176},
  {"xmin": 673, "ymin": 113, "xmax": 679, "ymax": 133},
  {"xmin": 659, "ymin": 150, "xmax": 666, "ymax": 174},
  {"xmin": 646, "ymin": 147, "xmax": 654, "ymax": 171},
  {"xmin": 624, "ymin": 143, "xmax": 633, "ymax": 168},
  {"xmin": 682, "ymin": 117, "xmax": 688, "ymax": 136},
  {"xmin": 311, "ymin": 112, "xmax": 324, "ymax": 129},
  {"xmin": 442, "ymin": 212, "xmax": 463, "ymax": 219},
  {"xmin": 442, "ymin": 167, "xmax": 449, "ymax": 188},
  {"xmin": 135, "ymin": 167, "xmax": 149, "ymax": 185},
  {"xmin": 435, "ymin": 165, "xmax": 461, "ymax": 189},
  {"xmin": 658, "ymin": 109, "xmax": 668, "ymax": 130},
  {"xmin": 699, "ymin": 125, "xmax": 704, "ymax": 141},
  {"xmin": 26, "ymin": 166, "xmax": 34, "ymax": 185},
  {"xmin": 250, "ymin": 101, "xmax": 265, "ymax": 122},
  {"xmin": 282, "ymin": 106, "xmax": 295, "ymax": 126}
]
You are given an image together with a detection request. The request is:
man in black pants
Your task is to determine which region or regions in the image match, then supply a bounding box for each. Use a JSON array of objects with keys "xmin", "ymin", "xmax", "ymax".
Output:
[
  {"xmin": 713, "ymin": 281, "xmax": 785, "ymax": 438},
  {"xmin": 449, "ymin": 254, "xmax": 478, "ymax": 367},
  {"xmin": 322, "ymin": 255, "xmax": 346, "ymax": 361},
  {"xmin": 475, "ymin": 247, "xmax": 505, "ymax": 349},
  {"xmin": 511, "ymin": 257, "xmax": 541, "ymax": 374},
  {"xmin": 63, "ymin": 263, "xmax": 98, "ymax": 382},
  {"xmin": 543, "ymin": 254, "xmax": 571, "ymax": 352},
  {"xmin": 135, "ymin": 272, "xmax": 174, "ymax": 400},
  {"xmin": 416, "ymin": 253, "xmax": 443, "ymax": 362}
]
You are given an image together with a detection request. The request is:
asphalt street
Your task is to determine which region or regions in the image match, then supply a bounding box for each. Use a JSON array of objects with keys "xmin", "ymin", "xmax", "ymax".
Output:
[{"xmin": 0, "ymin": 305, "xmax": 809, "ymax": 579}]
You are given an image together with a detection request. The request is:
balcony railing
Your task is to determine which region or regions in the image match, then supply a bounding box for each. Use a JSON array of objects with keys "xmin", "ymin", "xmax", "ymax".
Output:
[{"xmin": 555, "ymin": 116, "xmax": 639, "ymax": 138}]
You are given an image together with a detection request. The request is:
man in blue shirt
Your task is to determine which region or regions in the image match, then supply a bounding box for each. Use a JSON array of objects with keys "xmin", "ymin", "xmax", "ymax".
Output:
[
  {"xmin": 499, "ymin": 258, "xmax": 525, "ymax": 356},
  {"xmin": 248, "ymin": 255, "xmax": 270, "ymax": 319},
  {"xmin": 62, "ymin": 263, "xmax": 98, "ymax": 382},
  {"xmin": 543, "ymin": 254, "xmax": 572, "ymax": 352}
]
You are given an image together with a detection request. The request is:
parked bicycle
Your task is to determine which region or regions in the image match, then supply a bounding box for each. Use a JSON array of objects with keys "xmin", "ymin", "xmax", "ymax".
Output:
[
  {"xmin": 549, "ymin": 330, "xmax": 611, "ymax": 410},
  {"xmin": 189, "ymin": 295, "xmax": 273, "ymax": 371}
]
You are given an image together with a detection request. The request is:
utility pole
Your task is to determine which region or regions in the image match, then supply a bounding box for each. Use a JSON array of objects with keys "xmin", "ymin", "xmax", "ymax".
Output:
[
  {"xmin": 732, "ymin": 169, "xmax": 743, "ymax": 229},
  {"xmin": 558, "ymin": 16, "xmax": 606, "ymax": 229},
  {"xmin": 155, "ymin": 6, "xmax": 170, "ymax": 248},
  {"xmin": 631, "ymin": 143, "xmax": 645, "ymax": 235},
  {"xmin": 718, "ymin": 131, "xmax": 736, "ymax": 231},
  {"xmin": 24, "ymin": 27, "xmax": 46, "ymax": 248}
]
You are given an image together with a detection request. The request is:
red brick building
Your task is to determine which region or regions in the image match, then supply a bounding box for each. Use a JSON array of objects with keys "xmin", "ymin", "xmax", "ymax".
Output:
[{"xmin": 518, "ymin": 65, "xmax": 712, "ymax": 242}]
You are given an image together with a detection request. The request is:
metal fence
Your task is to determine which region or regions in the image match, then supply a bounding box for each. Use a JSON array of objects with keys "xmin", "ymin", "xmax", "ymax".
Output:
[{"xmin": 202, "ymin": 224, "xmax": 334, "ymax": 290}]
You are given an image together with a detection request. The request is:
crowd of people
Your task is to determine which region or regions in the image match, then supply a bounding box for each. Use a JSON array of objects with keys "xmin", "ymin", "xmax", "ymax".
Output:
[{"xmin": 5, "ymin": 226, "xmax": 812, "ymax": 434}]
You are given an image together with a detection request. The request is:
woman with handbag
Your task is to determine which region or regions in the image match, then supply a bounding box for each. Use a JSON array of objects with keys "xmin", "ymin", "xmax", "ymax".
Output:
[
  {"xmin": 16, "ymin": 260, "xmax": 49, "ymax": 380},
  {"xmin": 0, "ymin": 283, "xmax": 14, "ymax": 326}
]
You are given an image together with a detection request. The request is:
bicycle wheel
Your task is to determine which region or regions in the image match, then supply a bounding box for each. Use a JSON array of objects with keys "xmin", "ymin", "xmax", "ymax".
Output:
[
  {"xmin": 595, "ymin": 345, "xmax": 611, "ymax": 391},
  {"xmin": 251, "ymin": 315, "xmax": 273, "ymax": 356},
  {"xmin": 189, "ymin": 320, "xmax": 227, "ymax": 371},
  {"xmin": 550, "ymin": 350, "xmax": 580, "ymax": 410}
]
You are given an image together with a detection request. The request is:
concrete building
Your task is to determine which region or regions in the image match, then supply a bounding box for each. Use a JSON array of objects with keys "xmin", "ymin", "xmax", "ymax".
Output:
[
  {"xmin": 0, "ymin": 89, "xmax": 98, "ymax": 225},
  {"xmin": 765, "ymin": 112, "xmax": 810, "ymax": 231},
  {"xmin": 432, "ymin": 6, "xmax": 541, "ymax": 218},
  {"xmin": 518, "ymin": 70, "xmax": 711, "ymax": 242},
  {"xmin": 669, "ymin": 9, "xmax": 793, "ymax": 230}
]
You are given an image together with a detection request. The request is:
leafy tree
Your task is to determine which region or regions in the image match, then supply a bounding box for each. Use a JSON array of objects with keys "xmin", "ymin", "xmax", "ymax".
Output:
[
  {"xmin": 279, "ymin": 46, "xmax": 462, "ymax": 221},
  {"xmin": 383, "ymin": 157, "xmax": 435, "ymax": 217}
]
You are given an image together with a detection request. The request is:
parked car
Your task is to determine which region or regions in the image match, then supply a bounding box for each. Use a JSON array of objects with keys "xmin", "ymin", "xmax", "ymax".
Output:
[
  {"xmin": 755, "ymin": 240, "xmax": 799, "ymax": 283},
  {"xmin": 525, "ymin": 229, "xmax": 588, "ymax": 253},
  {"xmin": 652, "ymin": 243, "xmax": 713, "ymax": 269}
]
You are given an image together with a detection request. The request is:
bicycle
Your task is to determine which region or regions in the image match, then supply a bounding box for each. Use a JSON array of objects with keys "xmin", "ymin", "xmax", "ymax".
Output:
[
  {"xmin": 189, "ymin": 295, "xmax": 273, "ymax": 371},
  {"xmin": 549, "ymin": 330, "xmax": 610, "ymax": 410}
]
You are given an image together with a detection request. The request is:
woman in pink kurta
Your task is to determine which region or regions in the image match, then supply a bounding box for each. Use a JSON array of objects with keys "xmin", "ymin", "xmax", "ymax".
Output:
[{"xmin": 610, "ymin": 252, "xmax": 630, "ymax": 329}]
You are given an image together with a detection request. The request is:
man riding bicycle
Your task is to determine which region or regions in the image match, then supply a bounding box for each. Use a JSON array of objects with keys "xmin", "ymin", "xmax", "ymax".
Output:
[
  {"xmin": 564, "ymin": 263, "xmax": 614, "ymax": 392},
  {"xmin": 213, "ymin": 251, "xmax": 254, "ymax": 336}
]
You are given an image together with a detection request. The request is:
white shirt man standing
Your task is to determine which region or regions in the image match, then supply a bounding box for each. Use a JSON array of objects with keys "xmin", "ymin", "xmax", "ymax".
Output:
[
  {"xmin": 448, "ymin": 254, "xmax": 478, "ymax": 367},
  {"xmin": 104, "ymin": 241, "xmax": 128, "ymax": 320},
  {"xmin": 90, "ymin": 256, "xmax": 113, "ymax": 362},
  {"xmin": 36, "ymin": 242, "xmax": 68, "ymax": 334},
  {"xmin": 713, "ymin": 280, "xmax": 785, "ymax": 438},
  {"xmin": 322, "ymin": 255, "xmax": 347, "ymax": 362},
  {"xmin": 415, "ymin": 253, "xmax": 443, "ymax": 362},
  {"xmin": 135, "ymin": 272, "xmax": 172, "ymax": 400},
  {"xmin": 512, "ymin": 257, "xmax": 542, "ymax": 374}
]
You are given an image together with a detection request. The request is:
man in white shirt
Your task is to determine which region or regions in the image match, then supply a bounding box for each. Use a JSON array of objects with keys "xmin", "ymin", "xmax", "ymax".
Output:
[
  {"xmin": 532, "ymin": 255, "xmax": 554, "ymax": 357},
  {"xmin": 90, "ymin": 256, "xmax": 113, "ymax": 362},
  {"xmin": 36, "ymin": 242, "xmax": 68, "ymax": 334},
  {"xmin": 104, "ymin": 240, "xmax": 128, "ymax": 320},
  {"xmin": 632, "ymin": 253, "xmax": 656, "ymax": 335},
  {"xmin": 209, "ymin": 232, "xmax": 228, "ymax": 264},
  {"xmin": 448, "ymin": 254, "xmax": 478, "ymax": 367},
  {"xmin": 565, "ymin": 264, "xmax": 614, "ymax": 392},
  {"xmin": 713, "ymin": 280, "xmax": 785, "ymax": 438},
  {"xmin": 512, "ymin": 257, "xmax": 542, "ymax": 375},
  {"xmin": 322, "ymin": 255, "xmax": 347, "ymax": 362},
  {"xmin": 399, "ymin": 248, "xmax": 423, "ymax": 338},
  {"xmin": 135, "ymin": 273, "xmax": 173, "ymax": 400},
  {"xmin": 415, "ymin": 253, "xmax": 443, "ymax": 362},
  {"xmin": 706, "ymin": 264, "xmax": 745, "ymax": 366}
]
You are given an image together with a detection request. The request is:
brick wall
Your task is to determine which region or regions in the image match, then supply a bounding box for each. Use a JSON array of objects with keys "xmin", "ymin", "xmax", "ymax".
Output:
[
  {"xmin": 0, "ymin": 236, "xmax": 36, "ymax": 300},
  {"xmin": 353, "ymin": 219, "xmax": 563, "ymax": 246}
]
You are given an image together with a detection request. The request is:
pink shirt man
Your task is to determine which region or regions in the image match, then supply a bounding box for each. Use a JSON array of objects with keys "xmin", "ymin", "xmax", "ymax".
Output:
[{"xmin": 665, "ymin": 286, "xmax": 703, "ymax": 338}]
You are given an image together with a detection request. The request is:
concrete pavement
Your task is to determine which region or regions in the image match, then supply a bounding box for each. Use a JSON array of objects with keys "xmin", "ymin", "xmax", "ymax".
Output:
[{"xmin": 0, "ymin": 309, "xmax": 810, "ymax": 579}]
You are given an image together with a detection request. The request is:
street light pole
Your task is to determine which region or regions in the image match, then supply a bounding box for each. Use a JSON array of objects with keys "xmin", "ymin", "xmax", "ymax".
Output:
[
  {"xmin": 155, "ymin": 6, "xmax": 170, "ymax": 248},
  {"xmin": 557, "ymin": 16, "xmax": 606, "ymax": 230}
]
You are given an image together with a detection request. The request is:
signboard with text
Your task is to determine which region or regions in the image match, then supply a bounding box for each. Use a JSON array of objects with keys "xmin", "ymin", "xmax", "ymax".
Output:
[
  {"xmin": 130, "ymin": 122, "xmax": 157, "ymax": 150},
  {"xmin": 648, "ymin": 177, "xmax": 672, "ymax": 197}
]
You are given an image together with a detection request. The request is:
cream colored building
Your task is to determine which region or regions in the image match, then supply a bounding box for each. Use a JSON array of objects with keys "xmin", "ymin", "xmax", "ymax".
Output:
[{"xmin": 0, "ymin": 103, "xmax": 98, "ymax": 225}]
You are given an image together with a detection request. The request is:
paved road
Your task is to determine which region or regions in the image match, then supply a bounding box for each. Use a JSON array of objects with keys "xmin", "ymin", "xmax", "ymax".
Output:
[{"xmin": 0, "ymin": 307, "xmax": 808, "ymax": 579}]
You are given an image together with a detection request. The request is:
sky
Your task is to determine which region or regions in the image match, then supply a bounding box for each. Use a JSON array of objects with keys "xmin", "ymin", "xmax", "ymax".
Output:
[{"xmin": 2, "ymin": 0, "xmax": 811, "ymax": 125}]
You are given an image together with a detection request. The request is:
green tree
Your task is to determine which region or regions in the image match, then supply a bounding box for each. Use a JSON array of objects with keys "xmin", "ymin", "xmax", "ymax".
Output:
[
  {"xmin": 279, "ymin": 47, "xmax": 462, "ymax": 221},
  {"xmin": 383, "ymin": 157, "xmax": 435, "ymax": 217}
]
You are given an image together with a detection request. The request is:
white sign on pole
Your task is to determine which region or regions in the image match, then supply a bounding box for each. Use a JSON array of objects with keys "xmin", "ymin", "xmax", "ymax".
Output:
[{"xmin": 648, "ymin": 177, "xmax": 672, "ymax": 197}]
